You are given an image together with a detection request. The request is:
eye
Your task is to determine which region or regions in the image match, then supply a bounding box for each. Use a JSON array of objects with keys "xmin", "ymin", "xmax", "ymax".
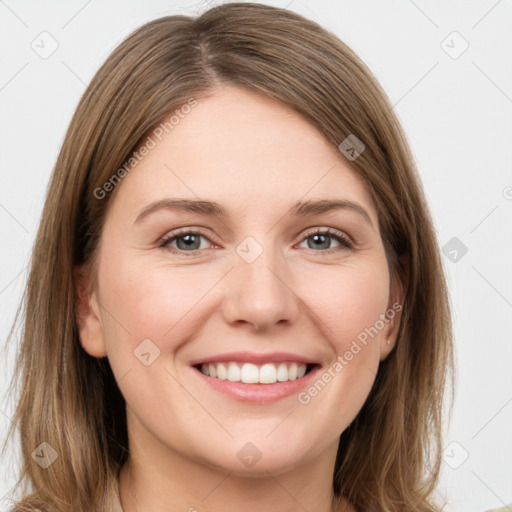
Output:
[
  {"xmin": 158, "ymin": 229, "xmax": 214, "ymax": 255},
  {"xmin": 297, "ymin": 228, "xmax": 354, "ymax": 253}
]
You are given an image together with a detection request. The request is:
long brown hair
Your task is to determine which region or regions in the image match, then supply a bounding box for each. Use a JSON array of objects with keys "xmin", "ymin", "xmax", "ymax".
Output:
[{"xmin": 3, "ymin": 3, "xmax": 454, "ymax": 511}]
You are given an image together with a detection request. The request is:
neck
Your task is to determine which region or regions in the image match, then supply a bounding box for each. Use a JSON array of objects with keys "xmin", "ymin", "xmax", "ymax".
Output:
[{"xmin": 117, "ymin": 434, "xmax": 352, "ymax": 512}]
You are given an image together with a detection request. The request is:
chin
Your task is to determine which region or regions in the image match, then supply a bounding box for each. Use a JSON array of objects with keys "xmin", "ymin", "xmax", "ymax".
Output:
[{"xmin": 190, "ymin": 434, "xmax": 320, "ymax": 477}]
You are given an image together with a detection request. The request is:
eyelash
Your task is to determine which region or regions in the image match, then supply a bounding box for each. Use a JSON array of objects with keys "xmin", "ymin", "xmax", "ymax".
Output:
[{"xmin": 158, "ymin": 227, "xmax": 354, "ymax": 256}]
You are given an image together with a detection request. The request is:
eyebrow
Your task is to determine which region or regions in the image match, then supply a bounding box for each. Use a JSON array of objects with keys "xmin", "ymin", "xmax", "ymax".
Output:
[{"xmin": 134, "ymin": 198, "xmax": 374, "ymax": 229}]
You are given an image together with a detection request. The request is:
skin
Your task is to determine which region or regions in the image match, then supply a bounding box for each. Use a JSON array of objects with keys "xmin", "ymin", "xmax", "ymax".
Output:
[{"xmin": 77, "ymin": 84, "xmax": 405, "ymax": 512}]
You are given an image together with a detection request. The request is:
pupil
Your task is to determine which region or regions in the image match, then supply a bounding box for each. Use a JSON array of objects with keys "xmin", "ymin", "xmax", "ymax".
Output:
[
  {"xmin": 311, "ymin": 234, "xmax": 329, "ymax": 250},
  {"xmin": 178, "ymin": 234, "xmax": 199, "ymax": 250}
]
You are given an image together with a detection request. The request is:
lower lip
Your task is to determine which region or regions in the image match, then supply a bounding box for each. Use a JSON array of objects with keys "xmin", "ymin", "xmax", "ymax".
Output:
[{"xmin": 192, "ymin": 365, "xmax": 321, "ymax": 404}]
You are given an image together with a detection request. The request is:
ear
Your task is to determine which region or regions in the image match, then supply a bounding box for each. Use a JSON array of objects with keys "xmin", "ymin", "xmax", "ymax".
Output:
[
  {"xmin": 379, "ymin": 252, "xmax": 409, "ymax": 361},
  {"xmin": 74, "ymin": 265, "xmax": 107, "ymax": 358}
]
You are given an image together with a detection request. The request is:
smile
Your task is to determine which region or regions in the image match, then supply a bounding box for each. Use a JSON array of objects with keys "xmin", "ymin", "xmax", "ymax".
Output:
[{"xmin": 198, "ymin": 361, "xmax": 313, "ymax": 384}]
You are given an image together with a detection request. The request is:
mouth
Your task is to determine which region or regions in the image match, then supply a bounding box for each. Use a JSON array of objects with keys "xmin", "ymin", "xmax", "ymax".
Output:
[
  {"xmin": 188, "ymin": 351, "xmax": 322, "ymax": 403},
  {"xmin": 193, "ymin": 361, "xmax": 319, "ymax": 384},
  {"xmin": 191, "ymin": 359, "xmax": 322, "ymax": 404}
]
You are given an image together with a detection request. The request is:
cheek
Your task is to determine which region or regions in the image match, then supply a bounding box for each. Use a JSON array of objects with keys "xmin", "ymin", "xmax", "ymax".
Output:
[
  {"xmin": 291, "ymin": 262, "xmax": 390, "ymax": 436},
  {"xmin": 303, "ymin": 261, "xmax": 390, "ymax": 353},
  {"xmin": 98, "ymin": 254, "xmax": 214, "ymax": 356}
]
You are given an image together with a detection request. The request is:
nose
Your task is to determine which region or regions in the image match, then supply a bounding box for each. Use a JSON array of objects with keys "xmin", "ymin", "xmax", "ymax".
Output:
[{"xmin": 220, "ymin": 244, "xmax": 302, "ymax": 332}]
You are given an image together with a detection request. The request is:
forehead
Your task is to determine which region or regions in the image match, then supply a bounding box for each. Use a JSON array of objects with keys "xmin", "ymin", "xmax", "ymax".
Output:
[{"xmin": 105, "ymin": 85, "xmax": 376, "ymax": 225}]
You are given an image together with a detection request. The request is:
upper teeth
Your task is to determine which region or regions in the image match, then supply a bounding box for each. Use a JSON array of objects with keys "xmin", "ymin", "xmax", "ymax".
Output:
[{"xmin": 200, "ymin": 362, "xmax": 308, "ymax": 384}]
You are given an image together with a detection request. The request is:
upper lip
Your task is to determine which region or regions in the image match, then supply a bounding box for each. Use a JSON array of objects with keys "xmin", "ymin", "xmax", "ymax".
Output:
[{"xmin": 190, "ymin": 351, "xmax": 319, "ymax": 366}]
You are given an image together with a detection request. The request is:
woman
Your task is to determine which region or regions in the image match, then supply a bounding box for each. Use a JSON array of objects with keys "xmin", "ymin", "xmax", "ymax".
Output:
[{"xmin": 4, "ymin": 2, "xmax": 454, "ymax": 511}]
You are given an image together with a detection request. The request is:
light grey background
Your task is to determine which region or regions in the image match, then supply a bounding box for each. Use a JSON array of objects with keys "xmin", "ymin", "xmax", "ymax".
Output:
[{"xmin": 1, "ymin": 1, "xmax": 511, "ymax": 511}]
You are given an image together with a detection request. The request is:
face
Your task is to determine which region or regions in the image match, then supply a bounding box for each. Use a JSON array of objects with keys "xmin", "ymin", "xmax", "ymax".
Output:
[{"xmin": 78, "ymin": 84, "xmax": 403, "ymax": 477}]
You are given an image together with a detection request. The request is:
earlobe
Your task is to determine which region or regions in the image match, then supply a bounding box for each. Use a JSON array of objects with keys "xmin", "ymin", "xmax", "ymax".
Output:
[
  {"xmin": 379, "ymin": 313, "xmax": 399, "ymax": 361},
  {"xmin": 74, "ymin": 266, "xmax": 108, "ymax": 358}
]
